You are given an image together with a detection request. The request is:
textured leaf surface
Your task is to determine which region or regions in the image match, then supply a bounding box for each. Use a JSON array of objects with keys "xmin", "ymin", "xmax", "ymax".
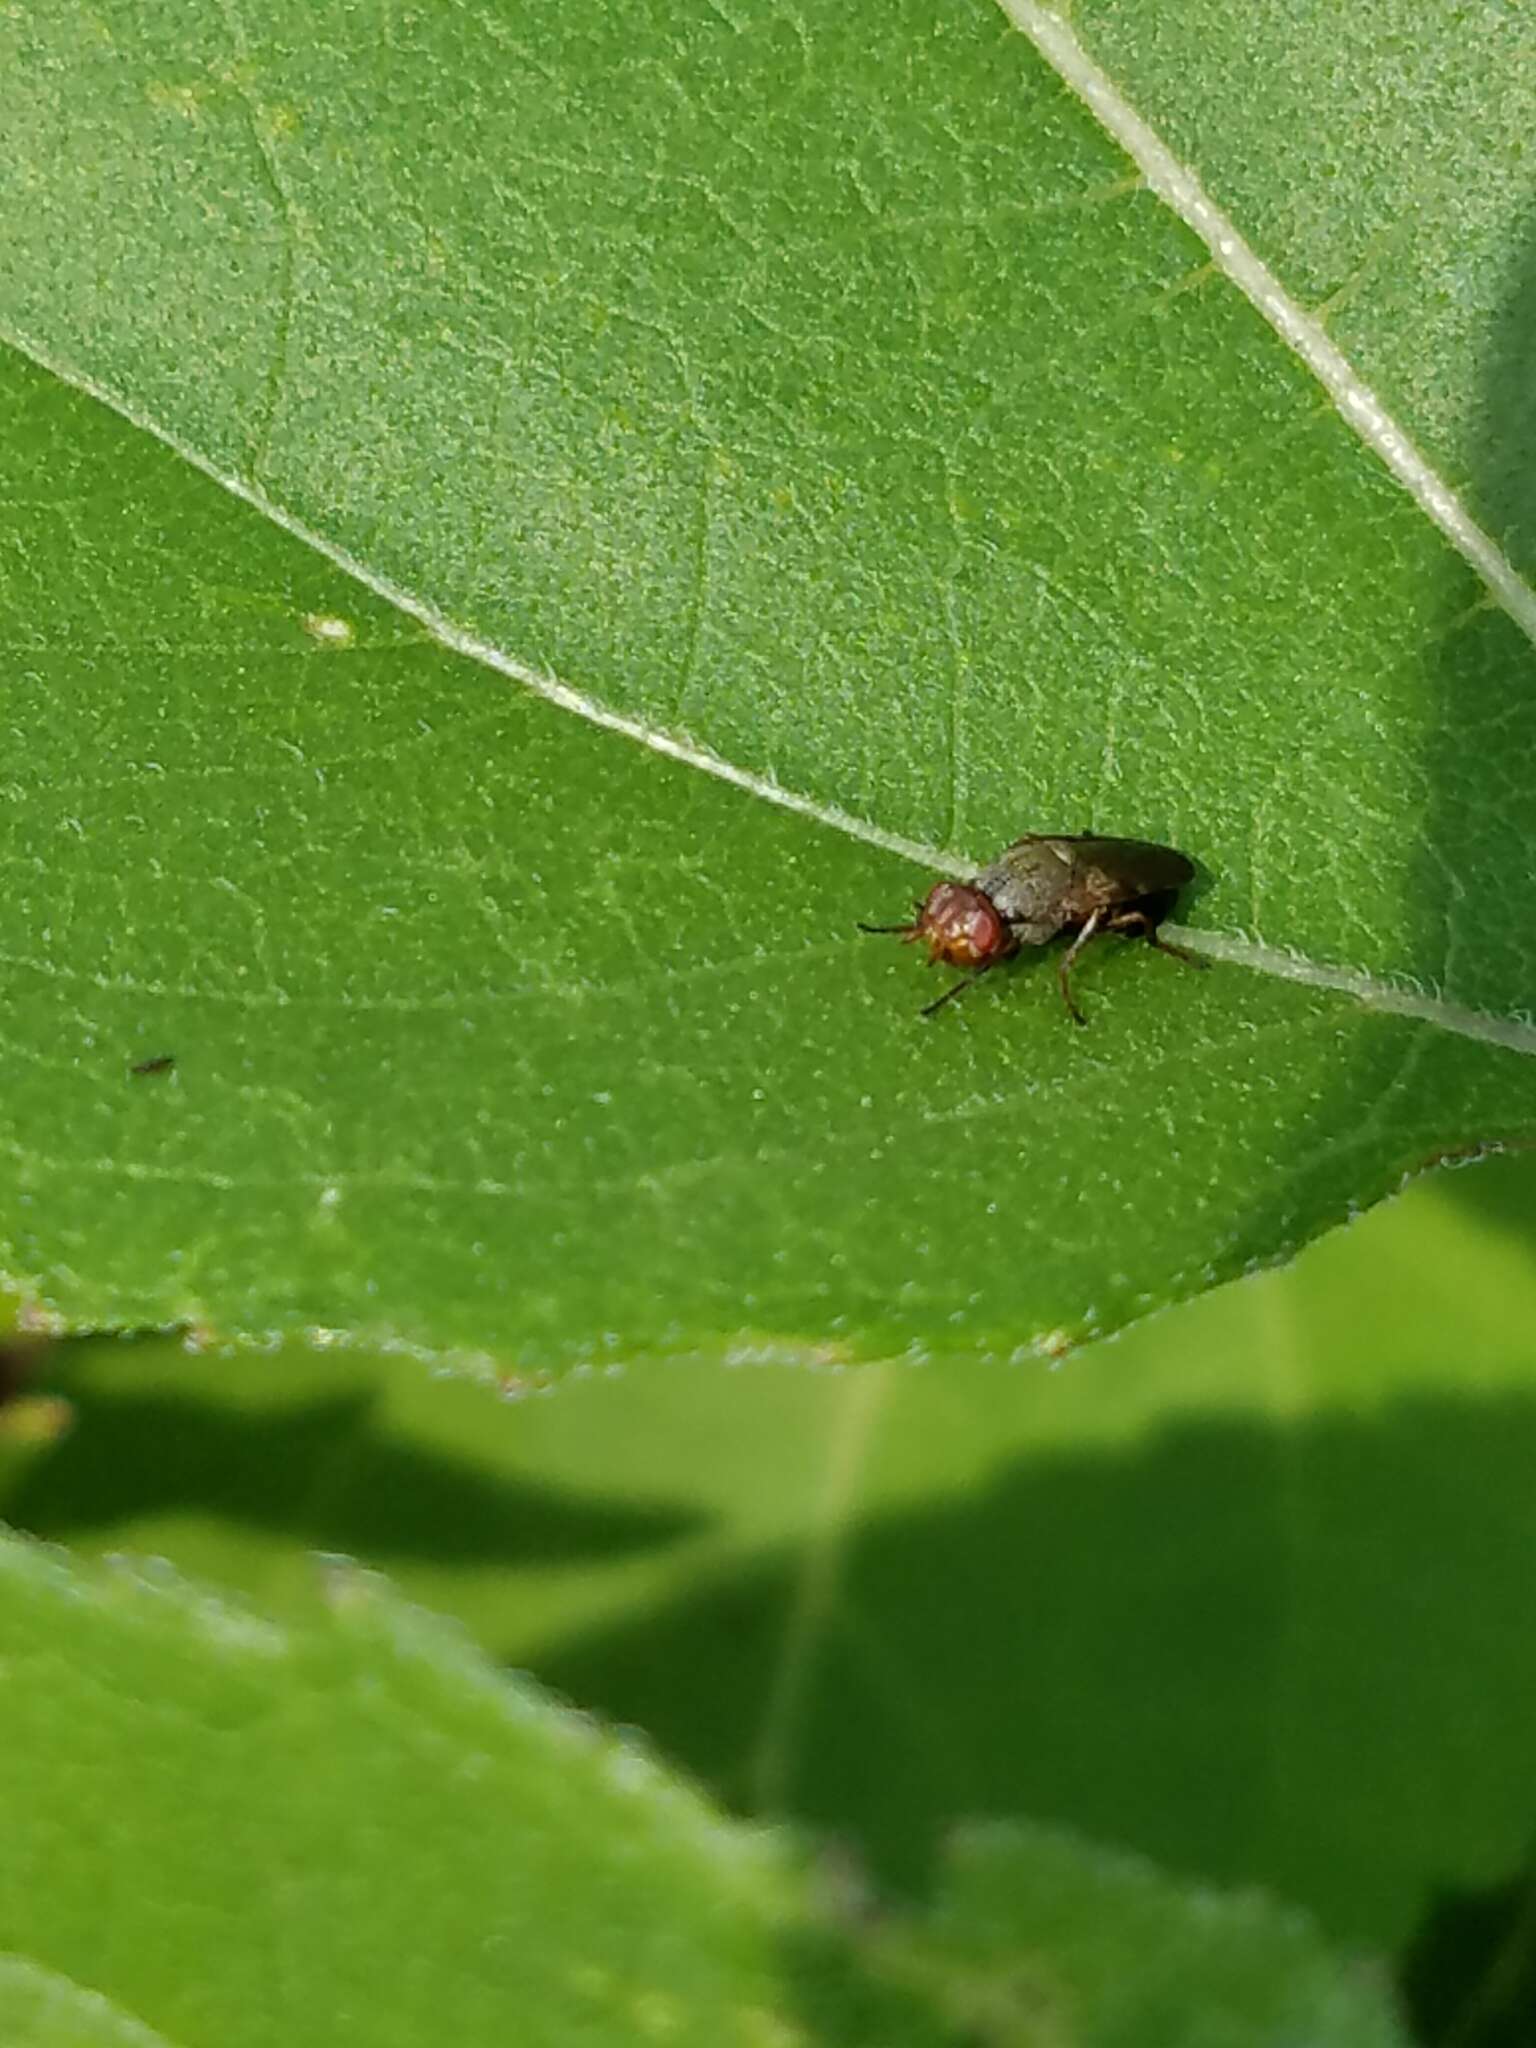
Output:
[
  {"xmin": 1066, "ymin": 0, "xmax": 1536, "ymax": 572},
  {"xmin": 0, "ymin": 1533, "xmax": 1407, "ymax": 2047},
  {"xmin": 2, "ymin": 0, "xmax": 1535, "ymax": 1365}
]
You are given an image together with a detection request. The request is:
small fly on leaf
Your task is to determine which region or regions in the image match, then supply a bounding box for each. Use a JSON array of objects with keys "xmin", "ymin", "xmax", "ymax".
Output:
[
  {"xmin": 859, "ymin": 833, "xmax": 1204, "ymax": 1025},
  {"xmin": 130, "ymin": 1053, "xmax": 176, "ymax": 1077}
]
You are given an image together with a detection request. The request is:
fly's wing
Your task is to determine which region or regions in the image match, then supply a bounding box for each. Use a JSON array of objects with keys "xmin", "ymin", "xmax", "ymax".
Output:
[
  {"xmin": 1046, "ymin": 836, "xmax": 1196, "ymax": 894},
  {"xmin": 975, "ymin": 834, "xmax": 1194, "ymax": 937}
]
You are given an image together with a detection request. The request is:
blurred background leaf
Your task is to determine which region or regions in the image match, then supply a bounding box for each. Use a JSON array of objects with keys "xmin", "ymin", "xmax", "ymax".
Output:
[
  {"xmin": 7, "ymin": 1146, "xmax": 1536, "ymax": 2027},
  {"xmin": 0, "ymin": 1533, "xmax": 1409, "ymax": 2048},
  {"xmin": 899, "ymin": 1822, "xmax": 1406, "ymax": 2047}
]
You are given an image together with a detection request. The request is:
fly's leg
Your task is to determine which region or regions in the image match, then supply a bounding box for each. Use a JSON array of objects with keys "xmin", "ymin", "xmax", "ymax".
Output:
[
  {"xmin": 1055, "ymin": 907, "xmax": 1104, "ymax": 1026},
  {"xmin": 859, "ymin": 920, "xmax": 995, "ymax": 1017},
  {"xmin": 921, "ymin": 967, "xmax": 991, "ymax": 1018},
  {"xmin": 1107, "ymin": 907, "xmax": 1208, "ymax": 969}
]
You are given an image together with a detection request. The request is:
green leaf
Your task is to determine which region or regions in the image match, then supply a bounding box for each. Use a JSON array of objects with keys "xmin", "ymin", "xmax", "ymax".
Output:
[
  {"xmin": 0, "ymin": 1958, "xmax": 177, "ymax": 2048},
  {"xmin": 0, "ymin": 1533, "xmax": 1408, "ymax": 2047},
  {"xmin": 0, "ymin": 1535, "xmax": 916, "ymax": 2048},
  {"xmin": 2, "ymin": 0, "xmax": 1534, "ymax": 1365},
  {"xmin": 1060, "ymin": 0, "xmax": 1536, "ymax": 573},
  {"xmin": 899, "ymin": 1824, "xmax": 1407, "ymax": 2048}
]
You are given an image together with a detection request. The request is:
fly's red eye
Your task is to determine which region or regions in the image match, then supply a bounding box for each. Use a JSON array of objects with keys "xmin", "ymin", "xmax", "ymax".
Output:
[{"xmin": 916, "ymin": 883, "xmax": 1007, "ymax": 967}]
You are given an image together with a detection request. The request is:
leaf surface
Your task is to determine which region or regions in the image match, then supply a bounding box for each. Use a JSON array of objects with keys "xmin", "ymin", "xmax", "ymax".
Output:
[
  {"xmin": 1064, "ymin": 0, "xmax": 1536, "ymax": 571},
  {"xmin": 2, "ymin": 0, "xmax": 1534, "ymax": 1363}
]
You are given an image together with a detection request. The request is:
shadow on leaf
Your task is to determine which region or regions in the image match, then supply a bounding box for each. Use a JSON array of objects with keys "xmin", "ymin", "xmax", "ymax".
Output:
[
  {"xmin": 1400, "ymin": 1842, "xmax": 1536, "ymax": 2048},
  {"xmin": 531, "ymin": 1390, "xmax": 1536, "ymax": 1954},
  {"xmin": 2, "ymin": 1376, "xmax": 704, "ymax": 1566}
]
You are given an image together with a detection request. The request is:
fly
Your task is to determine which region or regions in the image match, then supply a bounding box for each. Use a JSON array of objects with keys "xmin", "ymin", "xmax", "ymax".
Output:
[{"xmin": 859, "ymin": 832, "xmax": 1204, "ymax": 1025}]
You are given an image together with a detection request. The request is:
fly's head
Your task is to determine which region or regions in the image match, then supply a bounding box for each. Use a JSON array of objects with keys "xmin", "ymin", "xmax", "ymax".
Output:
[{"xmin": 911, "ymin": 882, "xmax": 1012, "ymax": 968}]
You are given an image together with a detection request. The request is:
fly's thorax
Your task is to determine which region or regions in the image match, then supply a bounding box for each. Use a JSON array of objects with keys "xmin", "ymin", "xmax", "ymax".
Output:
[
  {"xmin": 1001, "ymin": 916, "xmax": 1062, "ymax": 948},
  {"xmin": 972, "ymin": 838, "xmax": 1075, "ymax": 935}
]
